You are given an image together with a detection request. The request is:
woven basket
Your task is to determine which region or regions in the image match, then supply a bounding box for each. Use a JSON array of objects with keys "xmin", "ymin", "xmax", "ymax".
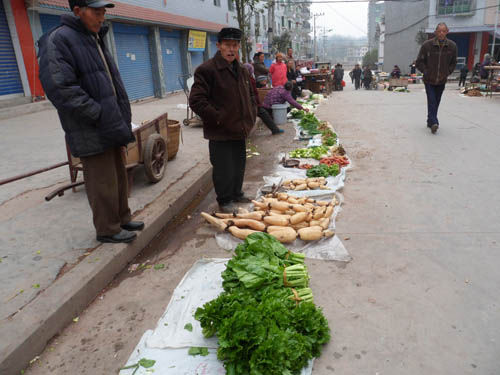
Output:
[{"xmin": 167, "ymin": 120, "xmax": 181, "ymax": 160}]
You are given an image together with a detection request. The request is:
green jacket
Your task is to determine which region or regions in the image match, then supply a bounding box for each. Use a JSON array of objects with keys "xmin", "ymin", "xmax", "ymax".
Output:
[{"xmin": 416, "ymin": 37, "xmax": 457, "ymax": 85}]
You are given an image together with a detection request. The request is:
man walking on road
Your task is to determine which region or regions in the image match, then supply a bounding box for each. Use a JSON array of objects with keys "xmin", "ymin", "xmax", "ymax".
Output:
[
  {"xmin": 351, "ymin": 64, "xmax": 362, "ymax": 90},
  {"xmin": 189, "ymin": 28, "xmax": 256, "ymax": 212},
  {"xmin": 416, "ymin": 22, "xmax": 457, "ymax": 134},
  {"xmin": 38, "ymin": 0, "xmax": 144, "ymax": 243}
]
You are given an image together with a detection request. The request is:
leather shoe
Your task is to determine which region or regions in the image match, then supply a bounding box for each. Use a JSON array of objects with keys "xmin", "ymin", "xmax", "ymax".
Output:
[
  {"xmin": 218, "ymin": 202, "xmax": 237, "ymax": 213},
  {"xmin": 121, "ymin": 221, "xmax": 145, "ymax": 231},
  {"xmin": 431, "ymin": 124, "xmax": 439, "ymax": 134},
  {"xmin": 97, "ymin": 229, "xmax": 137, "ymax": 243},
  {"xmin": 233, "ymin": 195, "xmax": 252, "ymax": 203}
]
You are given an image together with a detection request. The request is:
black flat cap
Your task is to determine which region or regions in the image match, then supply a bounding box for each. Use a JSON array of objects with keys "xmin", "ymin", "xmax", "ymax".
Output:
[
  {"xmin": 69, "ymin": 0, "xmax": 114, "ymax": 10},
  {"xmin": 218, "ymin": 27, "xmax": 242, "ymax": 42}
]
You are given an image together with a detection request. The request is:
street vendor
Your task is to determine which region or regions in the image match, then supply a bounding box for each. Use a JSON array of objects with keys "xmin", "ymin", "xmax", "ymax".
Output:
[
  {"xmin": 189, "ymin": 27, "xmax": 256, "ymax": 213},
  {"xmin": 38, "ymin": 0, "xmax": 143, "ymax": 243},
  {"xmin": 262, "ymin": 82, "xmax": 309, "ymax": 117}
]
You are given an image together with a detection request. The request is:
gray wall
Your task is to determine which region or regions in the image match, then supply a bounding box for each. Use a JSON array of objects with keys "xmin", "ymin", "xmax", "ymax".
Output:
[{"xmin": 384, "ymin": 0, "xmax": 430, "ymax": 74}]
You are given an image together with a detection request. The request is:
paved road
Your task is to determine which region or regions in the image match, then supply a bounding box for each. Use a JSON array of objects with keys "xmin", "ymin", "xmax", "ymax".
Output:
[{"xmin": 24, "ymin": 83, "xmax": 500, "ymax": 375}]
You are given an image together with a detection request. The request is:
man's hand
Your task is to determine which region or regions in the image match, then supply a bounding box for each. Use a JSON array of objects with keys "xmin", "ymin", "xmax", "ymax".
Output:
[{"xmin": 304, "ymin": 108, "xmax": 310, "ymax": 113}]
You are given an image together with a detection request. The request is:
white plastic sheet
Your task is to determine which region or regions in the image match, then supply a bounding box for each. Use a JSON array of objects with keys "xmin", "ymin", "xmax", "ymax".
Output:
[{"xmin": 120, "ymin": 259, "xmax": 315, "ymax": 375}]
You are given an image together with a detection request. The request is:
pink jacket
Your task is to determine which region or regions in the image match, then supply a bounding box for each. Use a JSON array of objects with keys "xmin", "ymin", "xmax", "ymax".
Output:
[{"xmin": 269, "ymin": 62, "xmax": 287, "ymax": 87}]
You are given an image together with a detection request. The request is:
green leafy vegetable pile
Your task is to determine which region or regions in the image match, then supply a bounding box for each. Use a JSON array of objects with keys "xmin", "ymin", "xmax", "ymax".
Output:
[
  {"xmin": 306, "ymin": 164, "xmax": 340, "ymax": 178},
  {"xmin": 290, "ymin": 109, "xmax": 305, "ymax": 119},
  {"xmin": 194, "ymin": 233, "xmax": 330, "ymax": 375},
  {"xmin": 289, "ymin": 146, "xmax": 329, "ymax": 160},
  {"xmin": 298, "ymin": 113, "xmax": 321, "ymax": 135}
]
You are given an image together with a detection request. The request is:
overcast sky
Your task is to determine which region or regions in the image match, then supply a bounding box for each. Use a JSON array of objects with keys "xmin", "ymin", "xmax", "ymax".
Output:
[{"xmin": 310, "ymin": 1, "xmax": 368, "ymax": 39}]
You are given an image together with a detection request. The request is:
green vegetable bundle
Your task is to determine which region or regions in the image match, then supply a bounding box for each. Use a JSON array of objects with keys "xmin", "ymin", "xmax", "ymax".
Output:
[
  {"xmin": 298, "ymin": 113, "xmax": 321, "ymax": 135},
  {"xmin": 290, "ymin": 109, "xmax": 305, "ymax": 119},
  {"xmin": 306, "ymin": 164, "xmax": 340, "ymax": 178},
  {"xmin": 194, "ymin": 233, "xmax": 331, "ymax": 375},
  {"xmin": 289, "ymin": 146, "xmax": 329, "ymax": 160}
]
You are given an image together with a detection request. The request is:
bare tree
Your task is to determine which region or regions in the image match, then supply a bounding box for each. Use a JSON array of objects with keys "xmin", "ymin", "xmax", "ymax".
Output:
[{"xmin": 233, "ymin": 0, "xmax": 261, "ymax": 62}]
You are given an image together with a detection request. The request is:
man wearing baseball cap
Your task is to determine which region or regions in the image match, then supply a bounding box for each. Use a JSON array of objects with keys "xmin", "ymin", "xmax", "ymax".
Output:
[
  {"xmin": 189, "ymin": 27, "xmax": 257, "ymax": 212},
  {"xmin": 38, "ymin": 0, "xmax": 144, "ymax": 243}
]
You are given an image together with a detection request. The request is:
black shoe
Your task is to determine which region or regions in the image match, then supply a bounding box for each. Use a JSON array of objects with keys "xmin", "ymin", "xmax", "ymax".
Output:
[
  {"xmin": 233, "ymin": 195, "xmax": 252, "ymax": 203},
  {"xmin": 121, "ymin": 221, "xmax": 145, "ymax": 231},
  {"xmin": 218, "ymin": 202, "xmax": 237, "ymax": 213},
  {"xmin": 431, "ymin": 124, "xmax": 439, "ymax": 134},
  {"xmin": 97, "ymin": 229, "xmax": 137, "ymax": 243}
]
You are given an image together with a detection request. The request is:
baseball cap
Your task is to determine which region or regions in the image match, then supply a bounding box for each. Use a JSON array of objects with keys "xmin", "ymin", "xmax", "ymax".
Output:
[
  {"xmin": 217, "ymin": 27, "xmax": 242, "ymax": 42},
  {"xmin": 69, "ymin": 0, "xmax": 115, "ymax": 10}
]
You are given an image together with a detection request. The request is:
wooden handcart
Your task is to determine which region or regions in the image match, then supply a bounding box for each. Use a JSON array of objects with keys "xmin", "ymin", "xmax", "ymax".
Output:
[
  {"xmin": 388, "ymin": 78, "xmax": 409, "ymax": 90},
  {"xmin": 46, "ymin": 112, "xmax": 180, "ymax": 201}
]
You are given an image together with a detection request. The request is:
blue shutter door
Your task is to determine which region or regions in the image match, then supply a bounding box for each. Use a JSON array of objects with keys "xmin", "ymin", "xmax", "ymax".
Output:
[
  {"xmin": 160, "ymin": 29, "xmax": 183, "ymax": 92},
  {"xmin": 190, "ymin": 51, "xmax": 203, "ymax": 71},
  {"xmin": 113, "ymin": 22, "xmax": 155, "ymax": 100},
  {"xmin": 0, "ymin": 0, "xmax": 23, "ymax": 96},
  {"xmin": 39, "ymin": 13, "xmax": 61, "ymax": 34},
  {"xmin": 210, "ymin": 34, "xmax": 218, "ymax": 58}
]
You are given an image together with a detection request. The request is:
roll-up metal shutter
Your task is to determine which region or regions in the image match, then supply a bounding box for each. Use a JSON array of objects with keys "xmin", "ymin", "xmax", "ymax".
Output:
[
  {"xmin": 159, "ymin": 29, "xmax": 183, "ymax": 92},
  {"xmin": 113, "ymin": 22, "xmax": 154, "ymax": 100},
  {"xmin": 209, "ymin": 34, "xmax": 218, "ymax": 58},
  {"xmin": 0, "ymin": 0, "xmax": 23, "ymax": 96},
  {"xmin": 39, "ymin": 13, "xmax": 61, "ymax": 34},
  {"xmin": 190, "ymin": 51, "xmax": 203, "ymax": 71}
]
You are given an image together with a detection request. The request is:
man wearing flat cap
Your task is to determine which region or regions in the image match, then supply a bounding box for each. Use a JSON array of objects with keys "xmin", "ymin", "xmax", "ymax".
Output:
[
  {"xmin": 38, "ymin": 0, "xmax": 144, "ymax": 243},
  {"xmin": 189, "ymin": 27, "xmax": 257, "ymax": 212}
]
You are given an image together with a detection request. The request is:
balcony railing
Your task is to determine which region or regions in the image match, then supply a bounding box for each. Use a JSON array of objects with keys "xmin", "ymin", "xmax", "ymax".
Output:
[{"xmin": 437, "ymin": 0, "xmax": 475, "ymax": 15}]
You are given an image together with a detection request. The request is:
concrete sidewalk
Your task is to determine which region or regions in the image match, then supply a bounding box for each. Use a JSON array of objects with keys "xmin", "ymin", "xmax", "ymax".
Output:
[{"xmin": 0, "ymin": 92, "xmax": 213, "ymax": 374}]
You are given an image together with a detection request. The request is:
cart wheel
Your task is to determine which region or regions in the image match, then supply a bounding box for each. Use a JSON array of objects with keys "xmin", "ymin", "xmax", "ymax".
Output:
[
  {"xmin": 144, "ymin": 134, "xmax": 167, "ymax": 183},
  {"xmin": 183, "ymin": 118, "xmax": 190, "ymax": 126}
]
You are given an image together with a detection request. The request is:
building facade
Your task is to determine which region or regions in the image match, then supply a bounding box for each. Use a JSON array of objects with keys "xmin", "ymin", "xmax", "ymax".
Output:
[
  {"xmin": 367, "ymin": 0, "xmax": 384, "ymax": 51},
  {"xmin": 0, "ymin": 0, "xmax": 313, "ymax": 102},
  {"xmin": 384, "ymin": 0, "xmax": 500, "ymax": 74}
]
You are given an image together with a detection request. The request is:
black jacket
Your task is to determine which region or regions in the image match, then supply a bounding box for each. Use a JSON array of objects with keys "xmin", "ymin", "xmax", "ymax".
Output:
[
  {"xmin": 38, "ymin": 14, "xmax": 134, "ymax": 157},
  {"xmin": 416, "ymin": 37, "xmax": 457, "ymax": 85}
]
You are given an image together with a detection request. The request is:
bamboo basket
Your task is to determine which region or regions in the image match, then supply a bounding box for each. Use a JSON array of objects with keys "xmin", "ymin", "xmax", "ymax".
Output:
[{"xmin": 167, "ymin": 120, "xmax": 181, "ymax": 160}]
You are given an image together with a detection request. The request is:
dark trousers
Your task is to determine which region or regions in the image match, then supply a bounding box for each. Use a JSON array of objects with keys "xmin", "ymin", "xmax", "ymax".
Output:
[
  {"xmin": 81, "ymin": 147, "xmax": 131, "ymax": 237},
  {"xmin": 258, "ymin": 107, "xmax": 280, "ymax": 134},
  {"xmin": 354, "ymin": 78, "xmax": 361, "ymax": 90},
  {"xmin": 209, "ymin": 140, "xmax": 246, "ymax": 205},
  {"xmin": 424, "ymin": 83, "xmax": 445, "ymax": 127},
  {"xmin": 459, "ymin": 77, "xmax": 466, "ymax": 87}
]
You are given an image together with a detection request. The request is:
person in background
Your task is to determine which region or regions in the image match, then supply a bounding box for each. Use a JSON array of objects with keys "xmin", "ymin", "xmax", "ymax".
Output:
[
  {"xmin": 253, "ymin": 52, "xmax": 268, "ymax": 79},
  {"xmin": 189, "ymin": 27, "xmax": 256, "ymax": 212},
  {"xmin": 243, "ymin": 63, "xmax": 283, "ymax": 135},
  {"xmin": 363, "ymin": 66, "xmax": 373, "ymax": 89},
  {"xmin": 480, "ymin": 53, "xmax": 492, "ymax": 80},
  {"xmin": 472, "ymin": 62, "xmax": 481, "ymax": 78},
  {"xmin": 391, "ymin": 65, "xmax": 401, "ymax": 78},
  {"xmin": 256, "ymin": 75, "xmax": 268, "ymax": 88},
  {"xmin": 333, "ymin": 63, "xmax": 344, "ymax": 91},
  {"xmin": 286, "ymin": 47, "xmax": 295, "ymax": 69},
  {"xmin": 269, "ymin": 53, "xmax": 287, "ymax": 87},
  {"xmin": 262, "ymin": 81, "xmax": 309, "ymax": 118},
  {"xmin": 459, "ymin": 64, "xmax": 468, "ymax": 87},
  {"xmin": 38, "ymin": 0, "xmax": 144, "ymax": 243},
  {"xmin": 409, "ymin": 61, "xmax": 417, "ymax": 75},
  {"xmin": 416, "ymin": 22, "xmax": 457, "ymax": 134},
  {"xmin": 352, "ymin": 64, "xmax": 362, "ymax": 90},
  {"xmin": 286, "ymin": 60, "xmax": 301, "ymax": 99}
]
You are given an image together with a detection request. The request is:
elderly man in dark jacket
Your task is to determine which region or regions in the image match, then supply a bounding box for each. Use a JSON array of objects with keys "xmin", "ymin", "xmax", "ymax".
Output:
[
  {"xmin": 416, "ymin": 22, "xmax": 457, "ymax": 134},
  {"xmin": 189, "ymin": 27, "xmax": 256, "ymax": 212},
  {"xmin": 38, "ymin": 0, "xmax": 143, "ymax": 243}
]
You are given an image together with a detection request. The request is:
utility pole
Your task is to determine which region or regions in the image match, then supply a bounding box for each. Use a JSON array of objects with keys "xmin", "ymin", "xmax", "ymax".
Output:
[
  {"xmin": 312, "ymin": 12, "xmax": 323, "ymax": 62},
  {"xmin": 492, "ymin": 0, "xmax": 500, "ymax": 58}
]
